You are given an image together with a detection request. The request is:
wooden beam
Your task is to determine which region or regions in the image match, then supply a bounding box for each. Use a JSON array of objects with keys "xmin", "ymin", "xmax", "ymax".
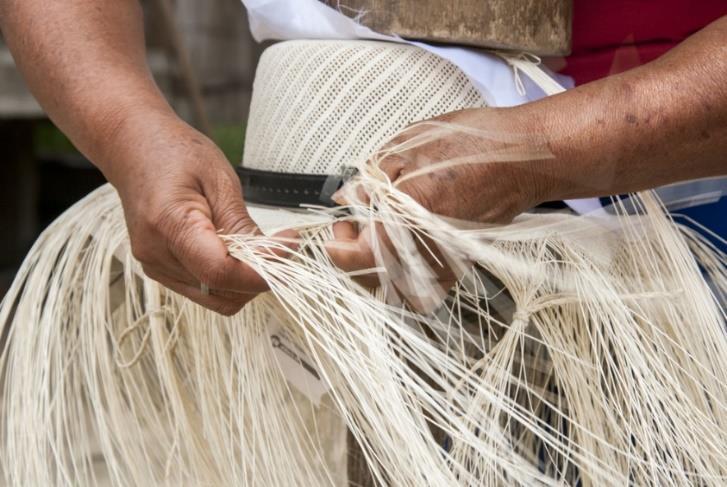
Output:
[{"xmin": 321, "ymin": 0, "xmax": 572, "ymax": 56}]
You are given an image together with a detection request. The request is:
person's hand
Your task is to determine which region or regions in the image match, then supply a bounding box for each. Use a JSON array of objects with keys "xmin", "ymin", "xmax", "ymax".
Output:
[
  {"xmin": 325, "ymin": 107, "xmax": 553, "ymax": 293},
  {"xmin": 105, "ymin": 113, "xmax": 290, "ymax": 315}
]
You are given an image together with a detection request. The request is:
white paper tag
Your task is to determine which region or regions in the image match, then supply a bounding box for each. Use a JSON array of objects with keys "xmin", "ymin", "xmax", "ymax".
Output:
[{"xmin": 268, "ymin": 321, "xmax": 331, "ymax": 406}]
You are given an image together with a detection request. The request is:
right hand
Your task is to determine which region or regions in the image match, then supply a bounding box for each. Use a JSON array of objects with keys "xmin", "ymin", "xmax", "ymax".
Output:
[
  {"xmin": 104, "ymin": 113, "xmax": 290, "ymax": 315},
  {"xmin": 326, "ymin": 108, "xmax": 550, "ymax": 303}
]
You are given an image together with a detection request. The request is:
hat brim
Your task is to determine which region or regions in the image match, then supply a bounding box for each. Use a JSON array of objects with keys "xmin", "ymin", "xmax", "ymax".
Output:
[{"xmin": 247, "ymin": 203, "xmax": 333, "ymax": 235}]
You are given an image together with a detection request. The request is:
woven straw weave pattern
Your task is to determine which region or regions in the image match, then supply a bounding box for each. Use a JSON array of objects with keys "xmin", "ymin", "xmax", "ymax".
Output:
[{"xmin": 243, "ymin": 40, "xmax": 487, "ymax": 175}]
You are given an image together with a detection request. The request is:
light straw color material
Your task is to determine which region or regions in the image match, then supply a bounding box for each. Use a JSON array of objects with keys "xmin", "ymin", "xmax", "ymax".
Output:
[{"xmin": 0, "ymin": 122, "xmax": 725, "ymax": 485}]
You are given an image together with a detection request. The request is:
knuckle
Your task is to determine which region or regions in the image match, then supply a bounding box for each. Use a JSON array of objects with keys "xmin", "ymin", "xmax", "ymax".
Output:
[
  {"xmin": 207, "ymin": 170, "xmax": 242, "ymax": 206},
  {"xmin": 380, "ymin": 154, "xmax": 408, "ymax": 175},
  {"xmin": 214, "ymin": 165, "xmax": 242, "ymax": 190},
  {"xmin": 215, "ymin": 205, "xmax": 255, "ymax": 235},
  {"xmin": 150, "ymin": 202, "xmax": 180, "ymax": 233}
]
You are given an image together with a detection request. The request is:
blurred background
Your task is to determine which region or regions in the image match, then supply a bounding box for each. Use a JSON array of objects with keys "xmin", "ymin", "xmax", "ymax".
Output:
[
  {"xmin": 1, "ymin": 1, "xmax": 724, "ymax": 299},
  {"xmin": 0, "ymin": 0, "xmax": 266, "ymax": 296}
]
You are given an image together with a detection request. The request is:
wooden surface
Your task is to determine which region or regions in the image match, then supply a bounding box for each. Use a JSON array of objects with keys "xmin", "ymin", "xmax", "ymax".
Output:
[{"xmin": 321, "ymin": 0, "xmax": 572, "ymax": 55}]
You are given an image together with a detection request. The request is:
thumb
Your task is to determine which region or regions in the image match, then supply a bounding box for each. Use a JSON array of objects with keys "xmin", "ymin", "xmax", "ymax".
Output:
[
  {"xmin": 209, "ymin": 168, "xmax": 301, "ymax": 256},
  {"xmin": 332, "ymin": 153, "xmax": 409, "ymax": 205}
]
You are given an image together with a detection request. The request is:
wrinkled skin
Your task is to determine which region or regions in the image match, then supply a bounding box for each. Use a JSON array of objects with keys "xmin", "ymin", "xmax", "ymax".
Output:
[
  {"xmin": 112, "ymin": 113, "xmax": 278, "ymax": 315},
  {"xmin": 0, "ymin": 0, "xmax": 297, "ymax": 314},
  {"xmin": 325, "ymin": 107, "xmax": 550, "ymax": 292},
  {"xmin": 327, "ymin": 17, "xmax": 727, "ymax": 286},
  {"xmin": 1, "ymin": 0, "xmax": 725, "ymax": 313}
]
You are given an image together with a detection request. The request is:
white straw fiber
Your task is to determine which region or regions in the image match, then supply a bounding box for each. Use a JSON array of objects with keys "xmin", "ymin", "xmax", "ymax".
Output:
[
  {"xmin": 243, "ymin": 40, "xmax": 487, "ymax": 175},
  {"xmin": 0, "ymin": 123, "xmax": 725, "ymax": 485}
]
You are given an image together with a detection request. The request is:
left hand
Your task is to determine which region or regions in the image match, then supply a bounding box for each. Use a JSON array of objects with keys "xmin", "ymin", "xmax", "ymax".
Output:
[{"xmin": 325, "ymin": 107, "xmax": 553, "ymax": 292}]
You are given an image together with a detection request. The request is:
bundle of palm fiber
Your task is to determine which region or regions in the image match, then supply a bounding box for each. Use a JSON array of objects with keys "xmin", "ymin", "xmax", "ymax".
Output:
[
  {"xmin": 1, "ymin": 146, "xmax": 725, "ymax": 485},
  {"xmin": 0, "ymin": 40, "xmax": 725, "ymax": 486}
]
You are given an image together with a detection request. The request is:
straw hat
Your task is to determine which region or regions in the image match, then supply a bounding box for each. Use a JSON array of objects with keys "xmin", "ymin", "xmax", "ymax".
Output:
[
  {"xmin": 238, "ymin": 40, "xmax": 488, "ymax": 483},
  {"xmin": 240, "ymin": 39, "xmax": 487, "ymax": 233},
  {"xmin": 3, "ymin": 36, "xmax": 726, "ymax": 487}
]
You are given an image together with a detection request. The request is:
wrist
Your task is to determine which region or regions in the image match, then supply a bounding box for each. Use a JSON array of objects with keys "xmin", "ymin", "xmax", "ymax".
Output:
[
  {"xmin": 91, "ymin": 103, "xmax": 184, "ymax": 188},
  {"xmin": 488, "ymin": 105, "xmax": 565, "ymax": 207},
  {"xmin": 505, "ymin": 98, "xmax": 604, "ymax": 205}
]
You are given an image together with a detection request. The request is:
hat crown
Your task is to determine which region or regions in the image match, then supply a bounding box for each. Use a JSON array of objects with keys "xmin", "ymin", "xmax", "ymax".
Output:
[{"xmin": 243, "ymin": 40, "xmax": 486, "ymax": 175}]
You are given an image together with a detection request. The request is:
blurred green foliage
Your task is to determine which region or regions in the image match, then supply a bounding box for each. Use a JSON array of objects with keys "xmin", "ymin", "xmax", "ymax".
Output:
[
  {"xmin": 34, "ymin": 121, "xmax": 78, "ymax": 156},
  {"xmin": 33, "ymin": 120, "xmax": 246, "ymax": 165},
  {"xmin": 212, "ymin": 123, "xmax": 246, "ymax": 164}
]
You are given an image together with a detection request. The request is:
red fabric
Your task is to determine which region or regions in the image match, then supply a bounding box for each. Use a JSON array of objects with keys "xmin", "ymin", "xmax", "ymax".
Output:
[{"xmin": 560, "ymin": 1, "xmax": 726, "ymax": 85}]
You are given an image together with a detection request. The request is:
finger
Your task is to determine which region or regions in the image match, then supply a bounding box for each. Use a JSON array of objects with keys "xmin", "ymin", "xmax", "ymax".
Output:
[
  {"xmin": 169, "ymin": 207, "xmax": 269, "ymax": 293},
  {"xmin": 332, "ymin": 221, "xmax": 358, "ymax": 240},
  {"xmin": 327, "ymin": 223, "xmax": 391, "ymax": 288},
  {"xmin": 204, "ymin": 166, "xmax": 256, "ymax": 236},
  {"xmin": 144, "ymin": 262, "xmax": 262, "ymax": 304},
  {"xmin": 200, "ymin": 169, "xmax": 290, "ymax": 291},
  {"xmin": 143, "ymin": 266, "xmax": 257, "ymax": 300},
  {"xmin": 142, "ymin": 262, "xmax": 196, "ymax": 288},
  {"xmin": 138, "ymin": 229, "xmax": 266, "ymax": 294},
  {"xmin": 145, "ymin": 270, "xmax": 253, "ymax": 316},
  {"xmin": 326, "ymin": 223, "xmax": 377, "ymax": 272},
  {"xmin": 332, "ymin": 153, "xmax": 407, "ymax": 206},
  {"xmin": 268, "ymin": 228, "xmax": 300, "ymax": 255}
]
